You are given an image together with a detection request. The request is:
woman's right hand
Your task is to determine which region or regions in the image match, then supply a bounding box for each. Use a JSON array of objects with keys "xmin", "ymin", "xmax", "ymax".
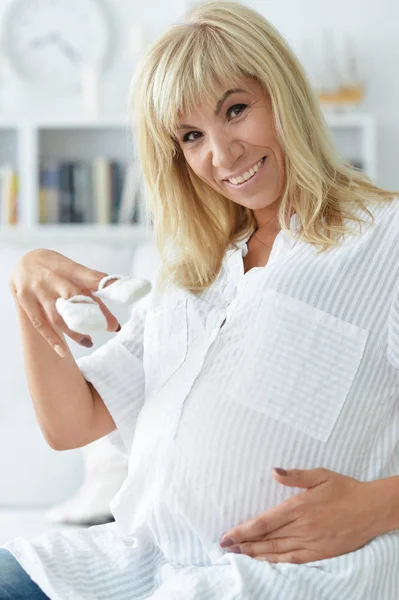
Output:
[{"xmin": 8, "ymin": 248, "xmax": 121, "ymax": 358}]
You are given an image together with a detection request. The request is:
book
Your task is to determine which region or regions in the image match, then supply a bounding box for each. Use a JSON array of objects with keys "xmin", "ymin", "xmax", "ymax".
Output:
[
  {"xmin": 58, "ymin": 162, "xmax": 74, "ymax": 223},
  {"xmin": 37, "ymin": 158, "xmax": 131, "ymax": 225},
  {"xmin": 118, "ymin": 161, "xmax": 138, "ymax": 224},
  {"xmin": 93, "ymin": 157, "xmax": 110, "ymax": 224},
  {"xmin": 71, "ymin": 161, "xmax": 94, "ymax": 223},
  {"xmin": 39, "ymin": 160, "xmax": 60, "ymax": 224},
  {"xmin": 110, "ymin": 161, "xmax": 125, "ymax": 224},
  {"xmin": 0, "ymin": 164, "xmax": 18, "ymax": 225}
]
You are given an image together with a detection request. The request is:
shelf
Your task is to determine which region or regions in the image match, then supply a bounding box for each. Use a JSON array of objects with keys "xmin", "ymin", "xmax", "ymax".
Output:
[
  {"xmin": 323, "ymin": 112, "xmax": 375, "ymax": 128},
  {"xmin": 0, "ymin": 114, "xmax": 129, "ymax": 129},
  {"xmin": 0, "ymin": 224, "xmax": 153, "ymax": 247}
]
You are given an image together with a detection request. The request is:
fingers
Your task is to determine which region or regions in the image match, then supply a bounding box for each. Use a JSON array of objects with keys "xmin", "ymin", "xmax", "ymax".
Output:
[
  {"xmin": 52, "ymin": 272, "xmax": 121, "ymax": 334},
  {"xmin": 12, "ymin": 253, "xmax": 121, "ymax": 350},
  {"xmin": 69, "ymin": 263, "xmax": 111, "ymax": 292},
  {"xmin": 17, "ymin": 291, "xmax": 92, "ymax": 358},
  {"xmin": 222, "ymin": 501, "xmax": 297, "ymax": 547},
  {"xmin": 230, "ymin": 535, "xmax": 301, "ymax": 559},
  {"xmin": 41, "ymin": 295, "xmax": 95, "ymax": 344},
  {"xmin": 91, "ymin": 294, "xmax": 121, "ymax": 332}
]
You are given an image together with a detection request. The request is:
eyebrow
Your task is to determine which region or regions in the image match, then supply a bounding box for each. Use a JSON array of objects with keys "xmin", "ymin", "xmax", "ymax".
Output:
[{"xmin": 177, "ymin": 88, "xmax": 247, "ymax": 130}]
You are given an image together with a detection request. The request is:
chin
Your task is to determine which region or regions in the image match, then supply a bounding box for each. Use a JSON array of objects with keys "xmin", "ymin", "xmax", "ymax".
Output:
[{"xmin": 232, "ymin": 198, "xmax": 277, "ymax": 211}]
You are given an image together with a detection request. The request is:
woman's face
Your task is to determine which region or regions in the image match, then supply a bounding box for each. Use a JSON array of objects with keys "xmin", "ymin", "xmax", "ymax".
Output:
[{"xmin": 176, "ymin": 77, "xmax": 286, "ymax": 222}]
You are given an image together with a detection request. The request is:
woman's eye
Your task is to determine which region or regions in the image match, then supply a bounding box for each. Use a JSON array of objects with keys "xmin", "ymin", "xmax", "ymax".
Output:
[
  {"xmin": 182, "ymin": 131, "xmax": 202, "ymax": 144},
  {"xmin": 180, "ymin": 104, "xmax": 247, "ymax": 144},
  {"xmin": 227, "ymin": 103, "xmax": 247, "ymax": 119}
]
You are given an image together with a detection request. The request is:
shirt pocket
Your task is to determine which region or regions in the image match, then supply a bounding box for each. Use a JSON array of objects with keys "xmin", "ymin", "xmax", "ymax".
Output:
[
  {"xmin": 143, "ymin": 298, "xmax": 188, "ymax": 399},
  {"xmin": 233, "ymin": 289, "xmax": 369, "ymax": 443}
]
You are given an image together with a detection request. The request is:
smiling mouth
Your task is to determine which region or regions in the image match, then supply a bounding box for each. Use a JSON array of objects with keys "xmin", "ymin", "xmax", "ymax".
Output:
[{"xmin": 223, "ymin": 156, "xmax": 267, "ymax": 187}]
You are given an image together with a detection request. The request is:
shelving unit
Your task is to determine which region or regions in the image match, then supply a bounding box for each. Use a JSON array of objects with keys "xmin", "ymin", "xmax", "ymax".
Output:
[
  {"xmin": 322, "ymin": 111, "xmax": 377, "ymax": 181},
  {"xmin": 0, "ymin": 112, "xmax": 377, "ymax": 246},
  {"xmin": 0, "ymin": 115, "xmax": 150, "ymax": 246}
]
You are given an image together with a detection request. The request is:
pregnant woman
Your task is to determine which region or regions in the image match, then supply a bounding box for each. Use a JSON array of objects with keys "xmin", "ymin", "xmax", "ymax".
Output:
[{"xmin": 2, "ymin": 1, "xmax": 399, "ymax": 598}]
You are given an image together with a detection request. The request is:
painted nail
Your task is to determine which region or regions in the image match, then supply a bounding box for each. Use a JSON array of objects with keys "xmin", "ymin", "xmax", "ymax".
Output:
[
  {"xmin": 80, "ymin": 338, "xmax": 93, "ymax": 348},
  {"xmin": 116, "ymin": 324, "xmax": 121, "ymax": 332},
  {"xmin": 54, "ymin": 344, "xmax": 66, "ymax": 358},
  {"xmin": 220, "ymin": 537, "xmax": 235, "ymax": 548},
  {"xmin": 274, "ymin": 468, "xmax": 289, "ymax": 476}
]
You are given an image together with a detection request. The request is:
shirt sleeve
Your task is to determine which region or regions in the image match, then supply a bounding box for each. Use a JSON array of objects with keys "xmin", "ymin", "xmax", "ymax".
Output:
[
  {"xmin": 387, "ymin": 280, "xmax": 399, "ymax": 370},
  {"xmin": 76, "ymin": 295, "xmax": 149, "ymax": 458}
]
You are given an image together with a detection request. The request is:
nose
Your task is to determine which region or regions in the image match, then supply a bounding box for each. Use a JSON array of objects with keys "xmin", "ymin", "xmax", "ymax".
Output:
[{"xmin": 209, "ymin": 131, "xmax": 243, "ymax": 171}]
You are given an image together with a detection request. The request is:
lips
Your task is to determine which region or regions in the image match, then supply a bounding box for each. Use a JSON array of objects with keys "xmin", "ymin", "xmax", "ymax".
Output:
[
  {"xmin": 222, "ymin": 157, "xmax": 267, "ymax": 190},
  {"xmin": 222, "ymin": 156, "xmax": 266, "ymax": 183}
]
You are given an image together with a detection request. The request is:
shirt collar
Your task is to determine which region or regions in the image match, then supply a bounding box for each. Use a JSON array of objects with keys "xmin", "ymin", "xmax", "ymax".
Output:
[{"xmin": 234, "ymin": 212, "xmax": 301, "ymax": 258}]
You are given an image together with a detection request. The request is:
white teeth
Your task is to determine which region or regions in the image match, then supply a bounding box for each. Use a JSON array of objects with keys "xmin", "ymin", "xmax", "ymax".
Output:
[{"xmin": 228, "ymin": 157, "xmax": 264, "ymax": 185}]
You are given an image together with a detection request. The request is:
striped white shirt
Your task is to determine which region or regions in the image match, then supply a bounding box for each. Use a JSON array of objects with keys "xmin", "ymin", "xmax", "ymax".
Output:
[{"xmin": 3, "ymin": 198, "xmax": 399, "ymax": 599}]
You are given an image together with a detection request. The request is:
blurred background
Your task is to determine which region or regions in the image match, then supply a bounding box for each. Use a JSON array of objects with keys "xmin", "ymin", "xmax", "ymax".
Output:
[{"xmin": 0, "ymin": 0, "xmax": 398, "ymax": 544}]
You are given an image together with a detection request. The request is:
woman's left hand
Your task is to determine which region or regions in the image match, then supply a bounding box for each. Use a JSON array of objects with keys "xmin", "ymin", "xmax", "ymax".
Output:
[{"xmin": 219, "ymin": 467, "xmax": 384, "ymax": 565}]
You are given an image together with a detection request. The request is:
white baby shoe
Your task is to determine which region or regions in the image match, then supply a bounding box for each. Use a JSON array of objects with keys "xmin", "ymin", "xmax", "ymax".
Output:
[{"xmin": 55, "ymin": 275, "xmax": 151, "ymax": 335}]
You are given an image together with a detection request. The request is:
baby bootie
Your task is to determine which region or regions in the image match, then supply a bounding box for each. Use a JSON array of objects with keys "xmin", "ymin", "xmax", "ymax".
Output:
[{"xmin": 55, "ymin": 275, "xmax": 151, "ymax": 335}]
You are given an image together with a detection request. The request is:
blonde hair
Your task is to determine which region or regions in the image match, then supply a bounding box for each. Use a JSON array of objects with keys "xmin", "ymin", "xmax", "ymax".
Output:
[{"xmin": 130, "ymin": 0, "xmax": 397, "ymax": 293}]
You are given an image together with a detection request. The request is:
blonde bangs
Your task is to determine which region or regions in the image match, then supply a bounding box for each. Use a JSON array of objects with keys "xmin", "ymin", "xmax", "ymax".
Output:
[{"xmin": 150, "ymin": 26, "xmax": 249, "ymax": 141}]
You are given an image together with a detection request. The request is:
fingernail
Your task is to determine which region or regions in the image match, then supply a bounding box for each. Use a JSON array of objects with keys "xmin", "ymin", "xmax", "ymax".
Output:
[
  {"xmin": 80, "ymin": 338, "xmax": 93, "ymax": 348},
  {"xmin": 220, "ymin": 537, "xmax": 235, "ymax": 548},
  {"xmin": 274, "ymin": 468, "xmax": 289, "ymax": 476},
  {"xmin": 54, "ymin": 344, "xmax": 66, "ymax": 358},
  {"xmin": 115, "ymin": 324, "xmax": 121, "ymax": 332}
]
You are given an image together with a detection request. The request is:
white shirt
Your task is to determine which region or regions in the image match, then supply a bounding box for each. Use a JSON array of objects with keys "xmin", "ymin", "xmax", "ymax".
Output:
[{"xmin": 3, "ymin": 199, "xmax": 399, "ymax": 599}]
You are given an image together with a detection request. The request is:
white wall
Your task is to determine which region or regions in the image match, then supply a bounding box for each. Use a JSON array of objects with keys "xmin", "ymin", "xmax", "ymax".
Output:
[{"xmin": 0, "ymin": 0, "xmax": 397, "ymax": 189}]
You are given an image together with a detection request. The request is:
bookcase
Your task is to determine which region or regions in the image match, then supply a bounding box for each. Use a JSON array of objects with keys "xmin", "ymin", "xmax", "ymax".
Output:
[
  {"xmin": 0, "ymin": 112, "xmax": 377, "ymax": 247},
  {"xmin": 0, "ymin": 115, "xmax": 150, "ymax": 248}
]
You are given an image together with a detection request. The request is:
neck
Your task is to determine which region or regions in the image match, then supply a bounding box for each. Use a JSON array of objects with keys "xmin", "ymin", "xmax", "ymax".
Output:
[{"xmin": 254, "ymin": 206, "xmax": 296, "ymax": 238}]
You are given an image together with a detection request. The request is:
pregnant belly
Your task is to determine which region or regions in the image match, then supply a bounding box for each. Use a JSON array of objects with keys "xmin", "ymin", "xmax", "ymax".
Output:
[{"xmin": 150, "ymin": 389, "xmax": 304, "ymax": 559}]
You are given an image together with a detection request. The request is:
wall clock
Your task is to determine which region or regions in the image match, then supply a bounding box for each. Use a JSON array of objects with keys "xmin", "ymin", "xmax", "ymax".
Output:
[{"xmin": 1, "ymin": 0, "xmax": 115, "ymax": 90}]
